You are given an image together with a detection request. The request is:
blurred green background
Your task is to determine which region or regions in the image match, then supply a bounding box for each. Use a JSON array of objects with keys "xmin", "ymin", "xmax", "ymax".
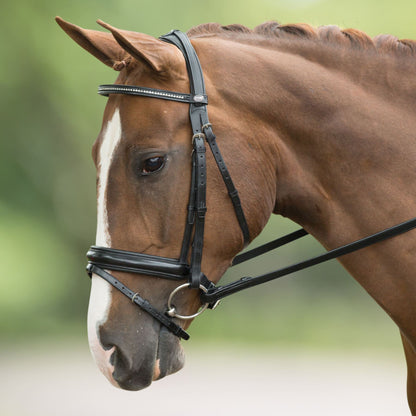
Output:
[{"xmin": 2, "ymin": 0, "xmax": 416, "ymax": 353}]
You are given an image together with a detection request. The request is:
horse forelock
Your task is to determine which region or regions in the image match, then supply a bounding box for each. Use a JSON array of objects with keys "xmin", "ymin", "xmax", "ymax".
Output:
[{"xmin": 187, "ymin": 21, "xmax": 416, "ymax": 58}]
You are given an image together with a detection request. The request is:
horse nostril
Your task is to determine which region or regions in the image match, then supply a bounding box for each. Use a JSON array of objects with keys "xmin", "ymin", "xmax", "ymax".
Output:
[
  {"xmin": 98, "ymin": 331, "xmax": 138, "ymax": 384},
  {"xmin": 98, "ymin": 331, "xmax": 131, "ymax": 372},
  {"xmin": 111, "ymin": 347, "xmax": 131, "ymax": 374},
  {"xmin": 98, "ymin": 329, "xmax": 156, "ymax": 390}
]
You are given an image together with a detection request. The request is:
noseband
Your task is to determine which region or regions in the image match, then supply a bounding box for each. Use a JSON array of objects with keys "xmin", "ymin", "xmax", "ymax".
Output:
[{"xmin": 87, "ymin": 30, "xmax": 416, "ymax": 340}]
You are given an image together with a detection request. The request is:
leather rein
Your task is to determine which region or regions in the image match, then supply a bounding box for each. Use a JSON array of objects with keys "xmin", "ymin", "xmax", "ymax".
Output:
[{"xmin": 86, "ymin": 29, "xmax": 416, "ymax": 341}]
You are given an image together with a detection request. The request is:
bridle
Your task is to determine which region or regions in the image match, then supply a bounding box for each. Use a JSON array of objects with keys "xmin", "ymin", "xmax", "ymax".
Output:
[
  {"xmin": 87, "ymin": 29, "xmax": 249, "ymax": 340},
  {"xmin": 86, "ymin": 29, "xmax": 416, "ymax": 341}
]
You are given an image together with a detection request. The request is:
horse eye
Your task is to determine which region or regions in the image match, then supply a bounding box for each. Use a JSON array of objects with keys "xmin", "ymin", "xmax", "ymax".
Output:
[{"xmin": 140, "ymin": 156, "xmax": 166, "ymax": 175}]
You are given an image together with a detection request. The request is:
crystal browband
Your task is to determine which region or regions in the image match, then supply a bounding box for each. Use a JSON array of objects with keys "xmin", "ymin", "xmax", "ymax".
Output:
[{"xmin": 98, "ymin": 84, "xmax": 208, "ymax": 104}]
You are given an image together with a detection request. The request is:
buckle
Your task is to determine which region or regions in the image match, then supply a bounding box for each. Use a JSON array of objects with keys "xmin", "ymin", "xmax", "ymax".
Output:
[
  {"xmin": 197, "ymin": 205, "xmax": 207, "ymax": 219},
  {"xmin": 192, "ymin": 133, "xmax": 205, "ymax": 144}
]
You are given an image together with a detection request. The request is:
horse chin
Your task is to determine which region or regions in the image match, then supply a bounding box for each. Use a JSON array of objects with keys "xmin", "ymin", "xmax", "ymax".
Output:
[
  {"xmin": 107, "ymin": 325, "xmax": 185, "ymax": 391},
  {"xmin": 153, "ymin": 326, "xmax": 186, "ymax": 381}
]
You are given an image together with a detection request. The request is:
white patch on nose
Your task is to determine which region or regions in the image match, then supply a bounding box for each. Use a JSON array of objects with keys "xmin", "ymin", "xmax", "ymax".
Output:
[
  {"xmin": 95, "ymin": 108, "xmax": 122, "ymax": 248},
  {"xmin": 87, "ymin": 108, "xmax": 122, "ymax": 387}
]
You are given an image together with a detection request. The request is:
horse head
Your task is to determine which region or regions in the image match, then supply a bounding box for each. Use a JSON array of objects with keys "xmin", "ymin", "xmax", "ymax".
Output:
[{"xmin": 56, "ymin": 17, "xmax": 276, "ymax": 390}]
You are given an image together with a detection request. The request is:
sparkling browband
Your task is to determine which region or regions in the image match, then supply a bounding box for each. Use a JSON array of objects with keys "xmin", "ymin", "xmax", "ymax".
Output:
[{"xmin": 98, "ymin": 84, "xmax": 208, "ymax": 104}]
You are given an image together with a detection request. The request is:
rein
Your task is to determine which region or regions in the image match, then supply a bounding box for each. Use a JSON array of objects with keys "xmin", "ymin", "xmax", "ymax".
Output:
[
  {"xmin": 203, "ymin": 218, "xmax": 416, "ymax": 305},
  {"xmin": 86, "ymin": 29, "xmax": 416, "ymax": 341}
]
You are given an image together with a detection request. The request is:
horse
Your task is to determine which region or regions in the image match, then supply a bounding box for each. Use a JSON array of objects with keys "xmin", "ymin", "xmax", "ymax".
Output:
[{"xmin": 56, "ymin": 17, "xmax": 416, "ymax": 413}]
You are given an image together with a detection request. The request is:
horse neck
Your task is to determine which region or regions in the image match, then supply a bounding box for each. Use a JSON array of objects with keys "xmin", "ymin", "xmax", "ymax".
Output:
[
  {"xmin": 198, "ymin": 36, "xmax": 416, "ymax": 240},
  {"xmin": 197, "ymin": 36, "xmax": 416, "ymax": 338}
]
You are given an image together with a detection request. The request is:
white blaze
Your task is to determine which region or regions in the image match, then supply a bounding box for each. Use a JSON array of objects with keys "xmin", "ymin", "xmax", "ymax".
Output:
[{"xmin": 87, "ymin": 109, "xmax": 122, "ymax": 386}]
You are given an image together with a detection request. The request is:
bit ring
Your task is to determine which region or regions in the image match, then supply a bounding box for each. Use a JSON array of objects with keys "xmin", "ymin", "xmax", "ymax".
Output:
[{"xmin": 166, "ymin": 283, "xmax": 209, "ymax": 320}]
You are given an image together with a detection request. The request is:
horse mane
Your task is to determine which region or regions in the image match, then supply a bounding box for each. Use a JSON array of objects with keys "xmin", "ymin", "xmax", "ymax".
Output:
[{"xmin": 187, "ymin": 21, "xmax": 416, "ymax": 58}]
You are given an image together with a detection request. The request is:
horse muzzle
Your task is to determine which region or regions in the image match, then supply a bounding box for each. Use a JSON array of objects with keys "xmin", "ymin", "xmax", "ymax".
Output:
[{"xmin": 87, "ymin": 274, "xmax": 185, "ymax": 390}]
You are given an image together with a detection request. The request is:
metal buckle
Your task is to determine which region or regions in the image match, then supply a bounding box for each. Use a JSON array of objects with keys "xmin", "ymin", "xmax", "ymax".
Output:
[
  {"xmin": 131, "ymin": 293, "xmax": 140, "ymax": 304},
  {"xmin": 201, "ymin": 123, "xmax": 212, "ymax": 132},
  {"xmin": 166, "ymin": 283, "xmax": 209, "ymax": 320},
  {"xmin": 192, "ymin": 132, "xmax": 205, "ymax": 144}
]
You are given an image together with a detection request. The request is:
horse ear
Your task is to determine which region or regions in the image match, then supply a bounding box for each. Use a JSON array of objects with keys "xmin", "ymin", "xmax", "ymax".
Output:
[
  {"xmin": 96, "ymin": 20, "xmax": 183, "ymax": 74},
  {"xmin": 55, "ymin": 17, "xmax": 129, "ymax": 71}
]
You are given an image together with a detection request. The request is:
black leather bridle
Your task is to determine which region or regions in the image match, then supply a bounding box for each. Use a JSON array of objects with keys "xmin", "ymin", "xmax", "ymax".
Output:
[{"xmin": 87, "ymin": 29, "xmax": 416, "ymax": 341}]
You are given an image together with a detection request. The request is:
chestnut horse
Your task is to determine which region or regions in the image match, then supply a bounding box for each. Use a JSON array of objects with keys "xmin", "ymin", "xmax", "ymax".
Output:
[{"xmin": 56, "ymin": 17, "xmax": 416, "ymax": 412}]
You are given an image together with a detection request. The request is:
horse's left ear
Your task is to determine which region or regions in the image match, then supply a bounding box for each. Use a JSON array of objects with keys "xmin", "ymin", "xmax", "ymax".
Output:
[{"xmin": 97, "ymin": 20, "xmax": 184, "ymax": 74}]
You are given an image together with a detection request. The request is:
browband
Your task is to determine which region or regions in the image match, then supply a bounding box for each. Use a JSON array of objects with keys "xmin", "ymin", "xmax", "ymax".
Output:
[{"xmin": 98, "ymin": 84, "xmax": 208, "ymax": 104}]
